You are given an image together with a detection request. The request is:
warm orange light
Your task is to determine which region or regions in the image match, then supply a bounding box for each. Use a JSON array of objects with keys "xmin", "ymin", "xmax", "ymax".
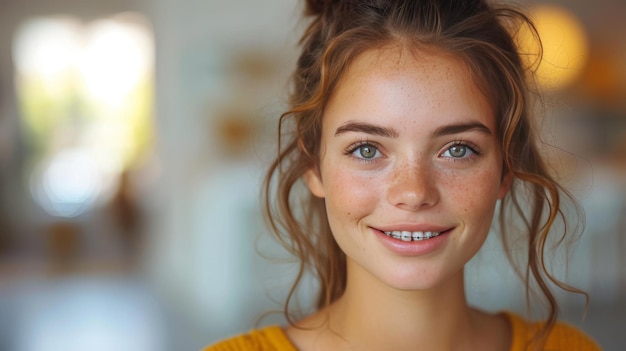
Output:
[{"xmin": 518, "ymin": 4, "xmax": 589, "ymax": 91}]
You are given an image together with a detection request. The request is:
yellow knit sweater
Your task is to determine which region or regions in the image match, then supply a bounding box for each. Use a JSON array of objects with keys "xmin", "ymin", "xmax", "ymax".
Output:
[{"xmin": 204, "ymin": 312, "xmax": 601, "ymax": 350}]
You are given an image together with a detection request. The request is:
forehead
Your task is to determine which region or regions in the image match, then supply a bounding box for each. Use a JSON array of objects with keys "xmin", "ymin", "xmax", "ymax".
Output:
[
  {"xmin": 324, "ymin": 45, "xmax": 496, "ymax": 129},
  {"xmin": 338, "ymin": 45, "xmax": 475, "ymax": 96}
]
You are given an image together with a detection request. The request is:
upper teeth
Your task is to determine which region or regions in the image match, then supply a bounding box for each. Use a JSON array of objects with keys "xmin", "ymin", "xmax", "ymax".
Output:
[{"xmin": 384, "ymin": 231, "xmax": 441, "ymax": 241}]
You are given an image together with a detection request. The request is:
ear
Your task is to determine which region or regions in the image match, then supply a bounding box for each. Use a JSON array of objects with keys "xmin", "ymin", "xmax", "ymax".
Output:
[
  {"xmin": 497, "ymin": 171, "xmax": 514, "ymax": 199},
  {"xmin": 304, "ymin": 167, "xmax": 325, "ymax": 198}
]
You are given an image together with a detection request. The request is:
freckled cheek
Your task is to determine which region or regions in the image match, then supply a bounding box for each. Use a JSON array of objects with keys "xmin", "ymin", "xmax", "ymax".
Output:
[
  {"xmin": 441, "ymin": 168, "xmax": 502, "ymax": 216},
  {"xmin": 324, "ymin": 169, "xmax": 381, "ymax": 218}
]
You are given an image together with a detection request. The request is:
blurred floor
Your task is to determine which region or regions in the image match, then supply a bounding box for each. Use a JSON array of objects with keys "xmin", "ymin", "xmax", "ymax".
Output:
[{"xmin": 0, "ymin": 272, "xmax": 211, "ymax": 351}]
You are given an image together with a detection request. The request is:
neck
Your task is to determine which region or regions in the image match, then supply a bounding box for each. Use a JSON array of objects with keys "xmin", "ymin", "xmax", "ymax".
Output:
[{"xmin": 325, "ymin": 261, "xmax": 477, "ymax": 351}]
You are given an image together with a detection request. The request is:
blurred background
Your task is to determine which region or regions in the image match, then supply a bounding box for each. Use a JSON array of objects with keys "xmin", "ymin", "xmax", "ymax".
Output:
[{"xmin": 0, "ymin": 0, "xmax": 623, "ymax": 350}]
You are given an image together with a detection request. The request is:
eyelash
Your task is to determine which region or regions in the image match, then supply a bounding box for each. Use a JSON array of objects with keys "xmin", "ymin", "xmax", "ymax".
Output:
[
  {"xmin": 343, "ymin": 139, "xmax": 481, "ymax": 163},
  {"xmin": 440, "ymin": 140, "xmax": 480, "ymax": 162},
  {"xmin": 344, "ymin": 140, "xmax": 383, "ymax": 162}
]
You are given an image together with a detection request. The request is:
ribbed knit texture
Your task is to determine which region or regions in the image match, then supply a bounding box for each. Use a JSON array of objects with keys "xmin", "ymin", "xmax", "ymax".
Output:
[
  {"xmin": 205, "ymin": 325, "xmax": 297, "ymax": 351},
  {"xmin": 506, "ymin": 312, "xmax": 602, "ymax": 351},
  {"xmin": 203, "ymin": 312, "xmax": 601, "ymax": 350}
]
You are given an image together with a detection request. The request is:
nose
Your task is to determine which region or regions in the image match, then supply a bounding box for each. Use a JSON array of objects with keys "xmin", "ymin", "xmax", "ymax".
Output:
[{"xmin": 386, "ymin": 160, "xmax": 439, "ymax": 211}]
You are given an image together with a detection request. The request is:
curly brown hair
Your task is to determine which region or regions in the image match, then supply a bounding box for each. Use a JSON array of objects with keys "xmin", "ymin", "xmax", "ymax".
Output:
[{"xmin": 263, "ymin": 0, "xmax": 586, "ymax": 348}]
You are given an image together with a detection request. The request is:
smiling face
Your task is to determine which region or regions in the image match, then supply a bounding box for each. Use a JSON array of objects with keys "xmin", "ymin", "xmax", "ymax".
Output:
[{"xmin": 305, "ymin": 46, "xmax": 511, "ymax": 291}]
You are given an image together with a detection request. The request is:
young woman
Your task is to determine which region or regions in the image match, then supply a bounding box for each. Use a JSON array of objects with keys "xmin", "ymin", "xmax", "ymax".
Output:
[{"xmin": 206, "ymin": 0, "xmax": 601, "ymax": 350}]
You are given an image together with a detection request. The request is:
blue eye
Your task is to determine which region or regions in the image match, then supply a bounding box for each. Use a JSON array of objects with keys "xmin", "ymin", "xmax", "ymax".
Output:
[
  {"xmin": 441, "ymin": 144, "xmax": 476, "ymax": 159},
  {"xmin": 351, "ymin": 143, "xmax": 381, "ymax": 160}
]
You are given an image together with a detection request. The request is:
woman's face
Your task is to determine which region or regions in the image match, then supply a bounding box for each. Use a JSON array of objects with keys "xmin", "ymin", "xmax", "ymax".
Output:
[{"xmin": 305, "ymin": 46, "xmax": 511, "ymax": 291}]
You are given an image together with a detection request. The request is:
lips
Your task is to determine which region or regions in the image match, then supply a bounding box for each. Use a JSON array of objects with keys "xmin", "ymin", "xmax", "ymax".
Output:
[{"xmin": 372, "ymin": 226, "xmax": 452, "ymax": 256}]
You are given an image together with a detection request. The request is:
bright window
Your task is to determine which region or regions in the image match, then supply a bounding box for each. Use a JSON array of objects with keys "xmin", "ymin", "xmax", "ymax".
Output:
[{"xmin": 12, "ymin": 13, "xmax": 154, "ymax": 218}]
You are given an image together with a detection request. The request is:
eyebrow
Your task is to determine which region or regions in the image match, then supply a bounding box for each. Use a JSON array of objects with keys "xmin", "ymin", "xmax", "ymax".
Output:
[
  {"xmin": 334, "ymin": 121, "xmax": 399, "ymax": 138},
  {"xmin": 334, "ymin": 120, "xmax": 492, "ymax": 138},
  {"xmin": 432, "ymin": 121, "xmax": 492, "ymax": 137}
]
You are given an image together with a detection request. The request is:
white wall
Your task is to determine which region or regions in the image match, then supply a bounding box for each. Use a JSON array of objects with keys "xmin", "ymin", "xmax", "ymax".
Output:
[{"xmin": 144, "ymin": 0, "xmax": 304, "ymax": 342}]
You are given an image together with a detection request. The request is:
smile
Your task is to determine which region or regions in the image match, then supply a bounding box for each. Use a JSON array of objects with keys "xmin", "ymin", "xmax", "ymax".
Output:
[{"xmin": 383, "ymin": 231, "xmax": 441, "ymax": 242}]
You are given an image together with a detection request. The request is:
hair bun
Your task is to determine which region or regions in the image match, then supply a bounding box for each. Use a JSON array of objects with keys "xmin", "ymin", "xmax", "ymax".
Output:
[{"xmin": 304, "ymin": 0, "xmax": 333, "ymax": 16}]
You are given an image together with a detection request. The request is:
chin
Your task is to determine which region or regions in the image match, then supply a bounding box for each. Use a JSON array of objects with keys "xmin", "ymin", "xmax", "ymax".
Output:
[{"xmin": 377, "ymin": 265, "xmax": 458, "ymax": 292}]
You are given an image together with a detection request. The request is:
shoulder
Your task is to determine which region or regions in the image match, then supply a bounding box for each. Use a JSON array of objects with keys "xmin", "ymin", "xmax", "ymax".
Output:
[
  {"xmin": 504, "ymin": 312, "xmax": 602, "ymax": 351},
  {"xmin": 202, "ymin": 325, "xmax": 297, "ymax": 351},
  {"xmin": 546, "ymin": 321, "xmax": 602, "ymax": 350}
]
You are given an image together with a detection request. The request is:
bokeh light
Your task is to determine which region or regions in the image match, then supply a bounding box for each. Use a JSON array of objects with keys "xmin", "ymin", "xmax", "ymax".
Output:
[
  {"xmin": 12, "ymin": 17, "xmax": 81, "ymax": 96},
  {"xmin": 518, "ymin": 4, "xmax": 589, "ymax": 91},
  {"xmin": 79, "ymin": 17, "xmax": 154, "ymax": 107},
  {"xmin": 12, "ymin": 14, "xmax": 153, "ymax": 218},
  {"xmin": 30, "ymin": 148, "xmax": 102, "ymax": 218}
]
